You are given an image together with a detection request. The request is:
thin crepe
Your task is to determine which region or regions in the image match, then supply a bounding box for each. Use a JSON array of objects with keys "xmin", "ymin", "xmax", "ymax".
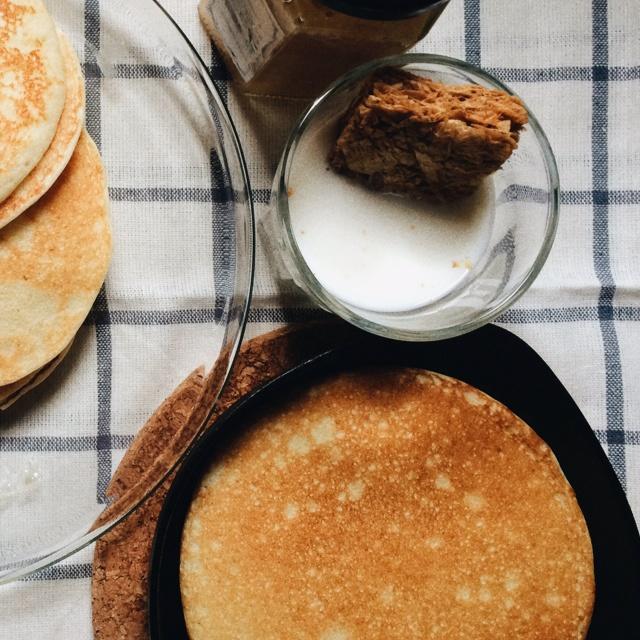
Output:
[
  {"xmin": 181, "ymin": 368, "xmax": 594, "ymax": 640},
  {"xmin": 0, "ymin": 30, "xmax": 84, "ymax": 229},
  {"xmin": 0, "ymin": 130, "xmax": 111, "ymax": 385},
  {"xmin": 0, "ymin": 0, "xmax": 66, "ymax": 202},
  {"xmin": 0, "ymin": 340, "xmax": 73, "ymax": 409}
]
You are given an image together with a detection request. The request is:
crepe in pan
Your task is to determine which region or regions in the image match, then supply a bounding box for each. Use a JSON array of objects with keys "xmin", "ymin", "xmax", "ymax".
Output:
[{"xmin": 181, "ymin": 368, "xmax": 594, "ymax": 640}]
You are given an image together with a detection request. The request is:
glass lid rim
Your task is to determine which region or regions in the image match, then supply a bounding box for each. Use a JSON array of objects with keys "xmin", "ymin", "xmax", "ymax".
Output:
[{"xmin": 0, "ymin": 0, "xmax": 256, "ymax": 584}]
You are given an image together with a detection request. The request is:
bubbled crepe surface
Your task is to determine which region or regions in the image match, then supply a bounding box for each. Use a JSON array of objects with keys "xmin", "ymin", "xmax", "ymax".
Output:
[
  {"xmin": 0, "ymin": 130, "xmax": 111, "ymax": 385},
  {"xmin": 0, "ymin": 0, "xmax": 66, "ymax": 203},
  {"xmin": 0, "ymin": 30, "xmax": 85, "ymax": 229},
  {"xmin": 181, "ymin": 368, "xmax": 594, "ymax": 640}
]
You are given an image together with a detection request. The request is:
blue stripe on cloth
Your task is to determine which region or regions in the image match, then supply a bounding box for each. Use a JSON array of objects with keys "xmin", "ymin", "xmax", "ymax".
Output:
[
  {"xmin": 498, "ymin": 185, "xmax": 548, "ymax": 204},
  {"xmin": 562, "ymin": 190, "xmax": 640, "ymax": 206},
  {"xmin": 614, "ymin": 307, "xmax": 640, "ymax": 321},
  {"xmin": 247, "ymin": 307, "xmax": 330, "ymax": 324},
  {"xmin": 108, "ymin": 186, "xmax": 271, "ymax": 204},
  {"xmin": 464, "ymin": 0, "xmax": 481, "ymax": 66},
  {"xmin": 502, "ymin": 307, "xmax": 640, "ymax": 323},
  {"xmin": 82, "ymin": 59, "xmax": 640, "ymax": 84},
  {"xmin": 83, "ymin": 1, "xmax": 100, "ymax": 150},
  {"xmin": 488, "ymin": 66, "xmax": 594, "ymax": 82},
  {"xmin": 86, "ymin": 308, "xmax": 330, "ymax": 326},
  {"xmin": 210, "ymin": 47, "xmax": 229, "ymax": 104},
  {"xmin": 487, "ymin": 229, "xmax": 516, "ymax": 297},
  {"xmin": 0, "ymin": 435, "xmax": 133, "ymax": 453},
  {"xmin": 93, "ymin": 288, "xmax": 112, "ymax": 504},
  {"xmin": 596, "ymin": 431, "xmax": 640, "ymax": 446},
  {"xmin": 85, "ymin": 0, "xmax": 113, "ymax": 505},
  {"xmin": 81, "ymin": 61, "xmax": 183, "ymax": 80},
  {"xmin": 209, "ymin": 149, "xmax": 236, "ymax": 315},
  {"xmin": 499, "ymin": 307, "xmax": 599, "ymax": 323},
  {"xmin": 21, "ymin": 563, "xmax": 92, "ymax": 582},
  {"xmin": 107, "ymin": 185, "xmax": 640, "ymax": 207},
  {"xmin": 84, "ymin": 307, "xmax": 330, "ymax": 326},
  {"xmin": 591, "ymin": 0, "xmax": 626, "ymax": 488},
  {"xmin": 608, "ymin": 66, "xmax": 640, "ymax": 81},
  {"xmin": 88, "ymin": 309, "xmax": 220, "ymax": 326},
  {"xmin": 488, "ymin": 66, "xmax": 640, "ymax": 83}
]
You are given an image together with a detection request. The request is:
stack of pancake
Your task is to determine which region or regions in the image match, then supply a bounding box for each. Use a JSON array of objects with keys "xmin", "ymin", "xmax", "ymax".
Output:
[{"xmin": 0, "ymin": 0, "xmax": 112, "ymax": 409}]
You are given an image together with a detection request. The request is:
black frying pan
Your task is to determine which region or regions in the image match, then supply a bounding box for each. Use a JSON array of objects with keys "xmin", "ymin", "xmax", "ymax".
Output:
[{"xmin": 149, "ymin": 324, "xmax": 640, "ymax": 639}]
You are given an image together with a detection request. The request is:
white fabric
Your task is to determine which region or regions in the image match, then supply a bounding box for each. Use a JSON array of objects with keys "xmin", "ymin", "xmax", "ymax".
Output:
[{"xmin": 1, "ymin": 0, "xmax": 639, "ymax": 637}]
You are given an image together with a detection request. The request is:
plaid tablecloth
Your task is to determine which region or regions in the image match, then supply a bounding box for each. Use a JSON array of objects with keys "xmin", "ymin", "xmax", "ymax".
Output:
[{"xmin": 1, "ymin": 0, "xmax": 639, "ymax": 637}]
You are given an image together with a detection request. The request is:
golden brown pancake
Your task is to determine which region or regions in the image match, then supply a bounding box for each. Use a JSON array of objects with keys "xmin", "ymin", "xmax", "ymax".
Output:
[
  {"xmin": 0, "ymin": 0, "xmax": 66, "ymax": 202},
  {"xmin": 0, "ymin": 129, "xmax": 111, "ymax": 385},
  {"xmin": 181, "ymin": 368, "xmax": 594, "ymax": 640},
  {"xmin": 0, "ymin": 30, "xmax": 85, "ymax": 229}
]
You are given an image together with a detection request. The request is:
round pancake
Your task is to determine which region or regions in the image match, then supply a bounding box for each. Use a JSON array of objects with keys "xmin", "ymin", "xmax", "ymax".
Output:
[
  {"xmin": 0, "ymin": 0, "xmax": 66, "ymax": 203},
  {"xmin": 0, "ymin": 339, "xmax": 72, "ymax": 409},
  {"xmin": 0, "ymin": 30, "xmax": 84, "ymax": 229},
  {"xmin": 0, "ymin": 130, "xmax": 111, "ymax": 385},
  {"xmin": 181, "ymin": 368, "xmax": 594, "ymax": 640}
]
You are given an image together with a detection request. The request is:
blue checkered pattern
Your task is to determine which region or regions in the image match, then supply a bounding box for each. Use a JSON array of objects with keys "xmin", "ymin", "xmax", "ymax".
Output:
[{"xmin": 0, "ymin": 0, "xmax": 638, "ymax": 637}]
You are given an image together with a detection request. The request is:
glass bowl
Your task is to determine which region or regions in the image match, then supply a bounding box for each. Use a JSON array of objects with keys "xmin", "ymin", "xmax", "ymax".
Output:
[
  {"xmin": 0, "ymin": 0, "xmax": 254, "ymax": 582},
  {"xmin": 268, "ymin": 54, "xmax": 559, "ymax": 341}
]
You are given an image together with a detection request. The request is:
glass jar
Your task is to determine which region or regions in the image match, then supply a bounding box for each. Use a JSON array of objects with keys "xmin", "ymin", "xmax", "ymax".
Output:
[{"xmin": 199, "ymin": 0, "xmax": 449, "ymax": 98}]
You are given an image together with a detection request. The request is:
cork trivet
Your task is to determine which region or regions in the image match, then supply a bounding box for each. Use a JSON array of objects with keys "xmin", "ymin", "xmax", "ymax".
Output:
[
  {"xmin": 92, "ymin": 320, "xmax": 354, "ymax": 640},
  {"xmin": 106, "ymin": 367, "xmax": 206, "ymax": 501}
]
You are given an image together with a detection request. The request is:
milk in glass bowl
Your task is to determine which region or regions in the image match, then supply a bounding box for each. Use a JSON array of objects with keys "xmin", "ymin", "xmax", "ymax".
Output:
[{"xmin": 268, "ymin": 55, "xmax": 559, "ymax": 341}]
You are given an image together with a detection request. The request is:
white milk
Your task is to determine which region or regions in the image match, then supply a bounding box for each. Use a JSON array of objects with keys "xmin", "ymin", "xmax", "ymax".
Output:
[{"xmin": 287, "ymin": 117, "xmax": 495, "ymax": 313}]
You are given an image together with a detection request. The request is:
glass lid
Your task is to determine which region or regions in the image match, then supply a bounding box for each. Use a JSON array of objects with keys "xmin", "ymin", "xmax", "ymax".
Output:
[{"xmin": 0, "ymin": 0, "xmax": 255, "ymax": 583}]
